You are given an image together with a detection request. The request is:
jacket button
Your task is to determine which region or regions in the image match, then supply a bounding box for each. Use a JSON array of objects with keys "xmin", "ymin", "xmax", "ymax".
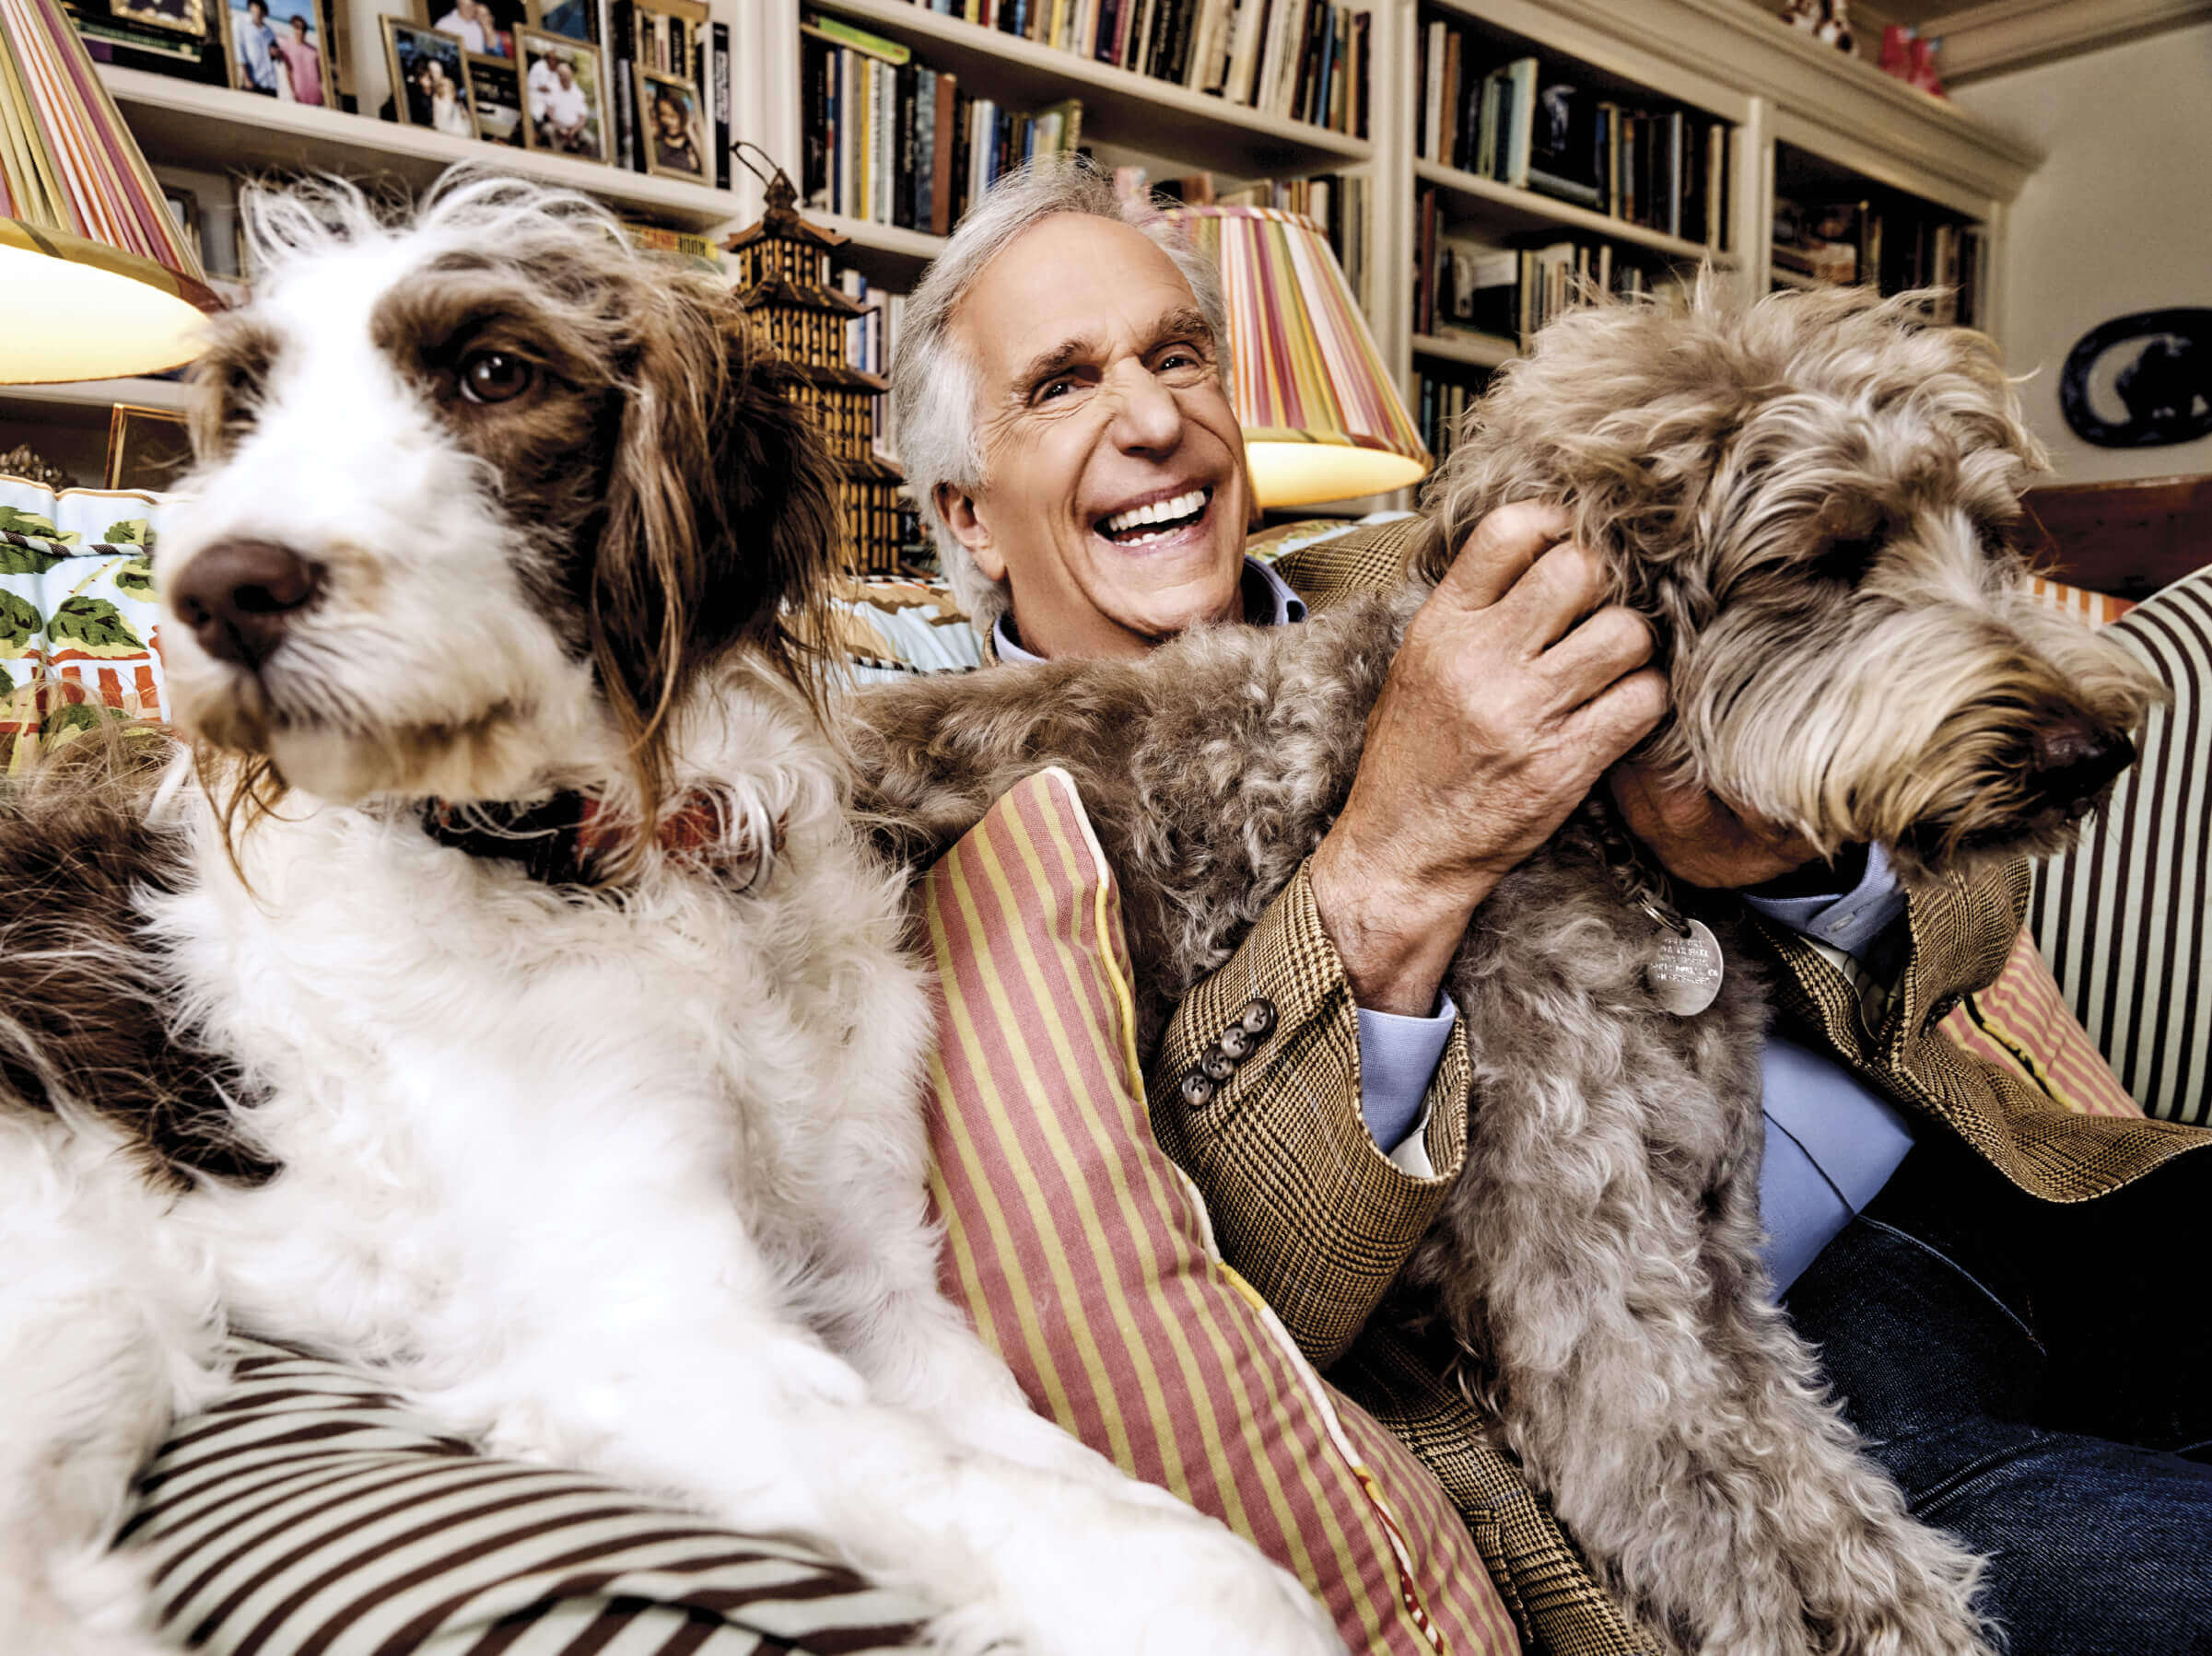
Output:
[
  {"xmin": 1180, "ymin": 1069, "xmax": 1217, "ymax": 1107},
  {"xmin": 1218, "ymin": 1025, "xmax": 1254, "ymax": 1061},
  {"xmin": 1924, "ymin": 993, "xmax": 1962, "ymax": 1032},
  {"xmin": 1201, "ymin": 1049, "xmax": 1237, "ymax": 1082},
  {"xmin": 1238, "ymin": 997, "xmax": 1277, "ymax": 1037}
]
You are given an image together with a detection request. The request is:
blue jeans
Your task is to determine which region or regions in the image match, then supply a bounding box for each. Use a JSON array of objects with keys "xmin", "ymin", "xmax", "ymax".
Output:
[{"xmin": 1784, "ymin": 1142, "xmax": 2212, "ymax": 1653}]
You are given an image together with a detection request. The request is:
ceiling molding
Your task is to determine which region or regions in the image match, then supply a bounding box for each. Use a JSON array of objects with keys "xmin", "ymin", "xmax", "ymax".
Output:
[{"xmin": 1933, "ymin": 0, "xmax": 2212, "ymax": 83}]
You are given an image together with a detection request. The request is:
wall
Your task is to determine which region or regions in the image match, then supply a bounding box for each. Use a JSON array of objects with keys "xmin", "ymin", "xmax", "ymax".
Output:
[{"xmin": 1953, "ymin": 22, "xmax": 2212, "ymax": 484}]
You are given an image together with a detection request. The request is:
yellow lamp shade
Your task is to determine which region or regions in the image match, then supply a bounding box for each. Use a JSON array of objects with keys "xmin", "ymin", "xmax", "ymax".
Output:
[
  {"xmin": 1168, "ymin": 204, "xmax": 1430, "ymax": 508},
  {"xmin": 0, "ymin": 0, "xmax": 218, "ymax": 382}
]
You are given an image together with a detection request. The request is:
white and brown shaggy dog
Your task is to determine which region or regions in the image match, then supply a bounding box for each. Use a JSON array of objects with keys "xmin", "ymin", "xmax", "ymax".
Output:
[
  {"xmin": 856, "ymin": 283, "xmax": 2164, "ymax": 1655},
  {"xmin": 0, "ymin": 175, "xmax": 1340, "ymax": 1656}
]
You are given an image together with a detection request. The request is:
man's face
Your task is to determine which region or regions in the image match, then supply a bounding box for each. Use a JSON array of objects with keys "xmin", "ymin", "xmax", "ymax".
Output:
[{"xmin": 942, "ymin": 215, "xmax": 1249, "ymax": 660}]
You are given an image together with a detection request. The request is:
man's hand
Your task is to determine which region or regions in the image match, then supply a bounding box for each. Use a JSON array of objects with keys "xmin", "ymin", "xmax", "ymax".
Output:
[
  {"xmin": 1309, "ymin": 503, "xmax": 1668, "ymax": 1015},
  {"xmin": 1607, "ymin": 763, "xmax": 1828, "ymax": 891}
]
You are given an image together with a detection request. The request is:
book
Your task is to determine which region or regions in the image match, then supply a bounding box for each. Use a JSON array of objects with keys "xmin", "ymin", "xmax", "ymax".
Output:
[
  {"xmin": 710, "ymin": 20, "xmax": 729, "ymax": 190},
  {"xmin": 930, "ymin": 71, "xmax": 958, "ymax": 233},
  {"xmin": 806, "ymin": 14, "xmax": 911, "ymax": 64},
  {"xmin": 1525, "ymin": 79, "xmax": 1602, "ymax": 209}
]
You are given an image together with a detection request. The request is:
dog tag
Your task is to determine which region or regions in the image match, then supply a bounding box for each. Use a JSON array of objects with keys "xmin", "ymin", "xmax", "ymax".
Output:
[{"xmin": 1648, "ymin": 918, "xmax": 1726, "ymax": 1017}]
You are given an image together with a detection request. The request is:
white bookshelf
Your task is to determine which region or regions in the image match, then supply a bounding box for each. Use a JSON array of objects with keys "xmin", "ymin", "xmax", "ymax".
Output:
[
  {"xmin": 14, "ymin": 0, "xmax": 2046, "ymax": 499},
  {"xmin": 100, "ymin": 64, "xmax": 749, "ymax": 233}
]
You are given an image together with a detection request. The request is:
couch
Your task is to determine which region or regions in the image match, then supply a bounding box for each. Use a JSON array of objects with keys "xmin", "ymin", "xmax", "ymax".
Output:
[{"xmin": 6, "ymin": 473, "xmax": 2206, "ymax": 1653}]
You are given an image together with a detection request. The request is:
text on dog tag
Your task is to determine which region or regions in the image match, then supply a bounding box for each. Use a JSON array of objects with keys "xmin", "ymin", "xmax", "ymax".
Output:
[{"xmin": 1649, "ymin": 918, "xmax": 1726, "ymax": 1017}]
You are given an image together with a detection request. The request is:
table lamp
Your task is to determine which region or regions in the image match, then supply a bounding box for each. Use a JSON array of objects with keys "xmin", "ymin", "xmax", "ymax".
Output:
[
  {"xmin": 1168, "ymin": 204, "xmax": 1429, "ymax": 507},
  {"xmin": 0, "ymin": 0, "xmax": 217, "ymax": 382}
]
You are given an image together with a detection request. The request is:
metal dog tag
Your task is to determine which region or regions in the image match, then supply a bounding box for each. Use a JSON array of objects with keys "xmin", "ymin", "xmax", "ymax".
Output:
[{"xmin": 1649, "ymin": 918, "xmax": 1726, "ymax": 1017}]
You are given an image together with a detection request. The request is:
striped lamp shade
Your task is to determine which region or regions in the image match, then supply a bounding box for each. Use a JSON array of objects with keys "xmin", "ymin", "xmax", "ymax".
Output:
[
  {"xmin": 0, "ymin": 0, "xmax": 217, "ymax": 381},
  {"xmin": 1169, "ymin": 204, "xmax": 1428, "ymax": 507}
]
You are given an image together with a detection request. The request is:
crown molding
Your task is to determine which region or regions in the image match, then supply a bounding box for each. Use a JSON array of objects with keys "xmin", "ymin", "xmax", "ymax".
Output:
[{"xmin": 1933, "ymin": 0, "xmax": 2212, "ymax": 83}]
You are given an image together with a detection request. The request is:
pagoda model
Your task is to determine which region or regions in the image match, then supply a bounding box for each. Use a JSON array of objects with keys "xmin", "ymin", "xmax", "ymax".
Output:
[{"xmin": 725, "ymin": 169, "xmax": 906, "ymax": 577}]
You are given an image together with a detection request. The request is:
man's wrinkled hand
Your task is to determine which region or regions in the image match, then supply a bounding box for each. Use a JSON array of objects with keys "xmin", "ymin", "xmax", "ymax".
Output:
[{"xmin": 1310, "ymin": 502, "xmax": 1668, "ymax": 1015}]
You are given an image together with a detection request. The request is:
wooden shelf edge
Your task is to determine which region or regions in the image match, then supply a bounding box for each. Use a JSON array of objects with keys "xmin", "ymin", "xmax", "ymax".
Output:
[
  {"xmin": 810, "ymin": 0, "xmax": 1373, "ymax": 168},
  {"xmin": 2, "ymin": 377, "xmax": 190, "ymax": 414},
  {"xmin": 1413, "ymin": 331, "xmax": 1518, "ymax": 368},
  {"xmin": 99, "ymin": 65, "xmax": 750, "ymax": 233},
  {"xmin": 1416, "ymin": 159, "xmax": 1735, "ymax": 264}
]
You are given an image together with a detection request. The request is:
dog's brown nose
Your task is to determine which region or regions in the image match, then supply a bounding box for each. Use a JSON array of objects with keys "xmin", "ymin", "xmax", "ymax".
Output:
[
  {"xmin": 2030, "ymin": 721, "xmax": 2136, "ymax": 818},
  {"xmin": 170, "ymin": 538, "xmax": 323, "ymax": 668}
]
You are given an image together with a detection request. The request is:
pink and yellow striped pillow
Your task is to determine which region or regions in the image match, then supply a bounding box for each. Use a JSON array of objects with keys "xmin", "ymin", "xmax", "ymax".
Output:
[
  {"xmin": 1938, "ymin": 924, "xmax": 2143, "ymax": 1118},
  {"xmin": 921, "ymin": 767, "xmax": 1519, "ymax": 1656}
]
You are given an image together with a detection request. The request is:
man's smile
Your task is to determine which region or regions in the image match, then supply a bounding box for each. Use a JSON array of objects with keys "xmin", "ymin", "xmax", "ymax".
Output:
[{"xmin": 1094, "ymin": 484, "xmax": 1215, "ymax": 547}]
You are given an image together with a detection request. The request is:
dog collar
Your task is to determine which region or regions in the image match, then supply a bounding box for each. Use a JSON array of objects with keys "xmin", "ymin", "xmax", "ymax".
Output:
[{"xmin": 418, "ymin": 788, "xmax": 777, "ymax": 890}]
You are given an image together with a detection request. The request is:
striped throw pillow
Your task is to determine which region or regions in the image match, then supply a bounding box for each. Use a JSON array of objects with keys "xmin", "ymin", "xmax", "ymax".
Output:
[
  {"xmin": 2029, "ymin": 563, "xmax": 2212, "ymax": 1123},
  {"xmin": 123, "ymin": 1342, "xmax": 932, "ymax": 1653},
  {"xmin": 921, "ymin": 766, "xmax": 1519, "ymax": 1656},
  {"xmin": 1937, "ymin": 924, "xmax": 2143, "ymax": 1117}
]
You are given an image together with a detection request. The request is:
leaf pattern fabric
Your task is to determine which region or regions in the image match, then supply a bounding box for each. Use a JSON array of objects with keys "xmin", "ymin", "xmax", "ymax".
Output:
[{"xmin": 0, "ymin": 478, "xmax": 170, "ymax": 762}]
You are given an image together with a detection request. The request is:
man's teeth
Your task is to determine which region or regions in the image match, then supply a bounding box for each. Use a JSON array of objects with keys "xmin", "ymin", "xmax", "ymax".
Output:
[{"xmin": 1100, "ymin": 487, "xmax": 1209, "ymax": 537}]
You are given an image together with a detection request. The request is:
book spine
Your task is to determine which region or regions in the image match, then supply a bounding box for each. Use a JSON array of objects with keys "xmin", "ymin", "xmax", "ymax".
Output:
[
  {"xmin": 931, "ymin": 72, "xmax": 957, "ymax": 234},
  {"xmin": 610, "ymin": 0, "xmax": 639, "ymax": 172},
  {"xmin": 712, "ymin": 19, "xmax": 730, "ymax": 190},
  {"xmin": 894, "ymin": 61, "xmax": 916, "ymax": 231}
]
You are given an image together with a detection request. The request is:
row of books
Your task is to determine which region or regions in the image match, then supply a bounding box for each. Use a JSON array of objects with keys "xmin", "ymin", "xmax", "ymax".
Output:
[
  {"xmin": 802, "ymin": 17, "xmax": 1083, "ymax": 234},
  {"xmin": 1417, "ymin": 27, "xmax": 1729, "ymax": 251},
  {"xmin": 878, "ymin": 0, "xmax": 1368, "ymax": 136},
  {"xmin": 1110, "ymin": 166, "xmax": 1366, "ymax": 311},
  {"xmin": 1771, "ymin": 197, "xmax": 1984, "ymax": 325},
  {"xmin": 1416, "ymin": 187, "xmax": 1679, "ymax": 342},
  {"xmin": 838, "ymin": 269, "xmax": 906, "ymax": 463},
  {"xmin": 1416, "ymin": 367, "xmax": 1488, "ymax": 466}
]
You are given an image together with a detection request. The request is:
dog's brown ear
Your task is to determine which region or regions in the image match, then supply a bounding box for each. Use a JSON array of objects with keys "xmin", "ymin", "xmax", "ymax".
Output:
[{"xmin": 594, "ymin": 273, "xmax": 840, "ymax": 808}]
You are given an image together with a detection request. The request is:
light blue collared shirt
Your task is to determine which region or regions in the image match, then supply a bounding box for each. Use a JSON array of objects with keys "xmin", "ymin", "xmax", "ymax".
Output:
[{"xmin": 1740, "ymin": 845, "xmax": 1918, "ymax": 1294}]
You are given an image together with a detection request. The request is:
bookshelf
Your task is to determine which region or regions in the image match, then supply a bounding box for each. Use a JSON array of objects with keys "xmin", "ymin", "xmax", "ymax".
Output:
[{"xmin": 9, "ymin": 0, "xmax": 2043, "ymax": 514}]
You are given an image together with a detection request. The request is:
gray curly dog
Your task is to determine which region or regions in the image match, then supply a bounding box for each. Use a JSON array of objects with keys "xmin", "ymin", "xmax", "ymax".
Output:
[{"xmin": 854, "ymin": 281, "xmax": 2160, "ymax": 1654}]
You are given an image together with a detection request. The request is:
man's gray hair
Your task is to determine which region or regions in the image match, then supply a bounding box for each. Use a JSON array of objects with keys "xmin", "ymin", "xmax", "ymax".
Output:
[{"xmin": 889, "ymin": 157, "xmax": 1232, "ymax": 628}]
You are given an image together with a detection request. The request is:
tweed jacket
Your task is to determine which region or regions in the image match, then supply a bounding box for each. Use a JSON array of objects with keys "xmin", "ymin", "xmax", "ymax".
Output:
[{"xmin": 1139, "ymin": 515, "xmax": 2210, "ymax": 1656}]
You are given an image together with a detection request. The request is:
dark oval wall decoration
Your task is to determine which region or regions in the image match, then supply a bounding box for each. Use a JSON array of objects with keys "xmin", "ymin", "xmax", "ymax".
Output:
[{"xmin": 2060, "ymin": 308, "xmax": 2212, "ymax": 449}]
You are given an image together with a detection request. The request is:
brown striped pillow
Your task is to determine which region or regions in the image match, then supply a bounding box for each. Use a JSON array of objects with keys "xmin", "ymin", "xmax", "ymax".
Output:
[
  {"xmin": 2029, "ymin": 562, "xmax": 2212, "ymax": 1123},
  {"xmin": 920, "ymin": 766, "xmax": 1520, "ymax": 1656}
]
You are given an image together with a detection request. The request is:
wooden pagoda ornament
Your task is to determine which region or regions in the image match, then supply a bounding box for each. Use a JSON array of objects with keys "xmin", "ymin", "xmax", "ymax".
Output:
[{"xmin": 724, "ymin": 167, "xmax": 905, "ymax": 577}]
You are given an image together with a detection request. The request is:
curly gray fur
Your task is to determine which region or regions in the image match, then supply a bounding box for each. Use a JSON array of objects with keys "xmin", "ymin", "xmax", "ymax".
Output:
[{"xmin": 853, "ymin": 280, "xmax": 2167, "ymax": 1654}]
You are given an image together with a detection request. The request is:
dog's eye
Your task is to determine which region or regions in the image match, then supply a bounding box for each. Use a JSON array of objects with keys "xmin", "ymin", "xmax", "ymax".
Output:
[
  {"xmin": 459, "ymin": 351, "xmax": 535, "ymax": 405},
  {"xmin": 1811, "ymin": 536, "xmax": 1882, "ymax": 585}
]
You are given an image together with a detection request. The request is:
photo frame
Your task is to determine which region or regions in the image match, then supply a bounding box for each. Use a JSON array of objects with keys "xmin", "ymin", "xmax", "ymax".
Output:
[
  {"xmin": 381, "ymin": 16, "xmax": 476, "ymax": 138},
  {"xmin": 220, "ymin": 0, "xmax": 330, "ymax": 105},
  {"xmin": 466, "ymin": 52, "xmax": 525, "ymax": 146},
  {"xmin": 415, "ymin": 0, "xmax": 527, "ymax": 62},
  {"xmin": 525, "ymin": 0, "xmax": 595, "ymax": 45},
  {"xmin": 634, "ymin": 67, "xmax": 706, "ymax": 181},
  {"xmin": 105, "ymin": 405, "xmax": 193, "ymax": 494},
  {"xmin": 518, "ymin": 29, "xmax": 606, "ymax": 163},
  {"xmin": 109, "ymin": 0, "xmax": 209, "ymax": 39}
]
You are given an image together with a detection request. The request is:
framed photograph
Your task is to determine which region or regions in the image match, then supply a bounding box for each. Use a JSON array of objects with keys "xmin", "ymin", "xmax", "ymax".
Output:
[
  {"xmin": 519, "ymin": 30, "xmax": 605, "ymax": 162},
  {"xmin": 418, "ymin": 0, "xmax": 526, "ymax": 61},
  {"xmin": 466, "ymin": 52, "xmax": 525, "ymax": 146},
  {"xmin": 635, "ymin": 67, "xmax": 706, "ymax": 181},
  {"xmin": 221, "ymin": 0, "xmax": 329, "ymax": 104},
  {"xmin": 105, "ymin": 406, "xmax": 194, "ymax": 494},
  {"xmin": 381, "ymin": 16, "xmax": 475, "ymax": 138},
  {"xmin": 525, "ymin": 0, "xmax": 595, "ymax": 45},
  {"xmin": 110, "ymin": 0, "xmax": 208, "ymax": 38}
]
